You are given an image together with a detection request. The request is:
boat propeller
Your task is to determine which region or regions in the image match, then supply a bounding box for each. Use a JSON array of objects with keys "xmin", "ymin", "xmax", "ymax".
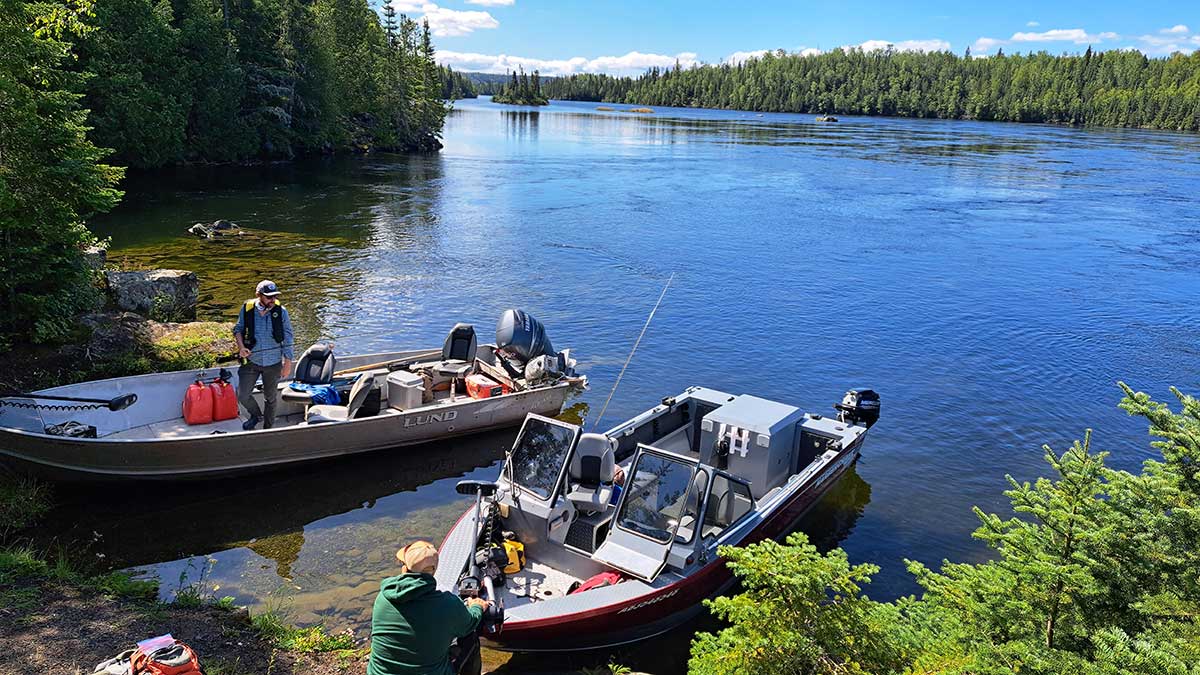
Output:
[{"xmin": 0, "ymin": 392, "xmax": 138, "ymax": 412}]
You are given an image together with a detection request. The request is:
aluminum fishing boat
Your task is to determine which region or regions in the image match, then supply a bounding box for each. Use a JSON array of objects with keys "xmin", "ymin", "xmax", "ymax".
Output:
[
  {"xmin": 435, "ymin": 385, "xmax": 880, "ymax": 652},
  {"xmin": 0, "ymin": 312, "xmax": 585, "ymax": 481}
]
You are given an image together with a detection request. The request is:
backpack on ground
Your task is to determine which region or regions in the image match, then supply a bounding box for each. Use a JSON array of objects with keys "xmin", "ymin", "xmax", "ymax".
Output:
[{"xmin": 93, "ymin": 639, "xmax": 204, "ymax": 675}]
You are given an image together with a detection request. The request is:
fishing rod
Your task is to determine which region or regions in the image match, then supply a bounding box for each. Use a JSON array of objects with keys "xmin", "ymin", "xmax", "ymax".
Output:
[
  {"xmin": 0, "ymin": 392, "xmax": 138, "ymax": 412},
  {"xmin": 591, "ymin": 272, "xmax": 674, "ymax": 431}
]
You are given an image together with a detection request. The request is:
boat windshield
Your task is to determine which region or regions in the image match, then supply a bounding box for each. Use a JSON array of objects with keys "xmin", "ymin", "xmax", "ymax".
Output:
[
  {"xmin": 507, "ymin": 417, "xmax": 578, "ymax": 500},
  {"xmin": 617, "ymin": 452, "xmax": 696, "ymax": 543}
]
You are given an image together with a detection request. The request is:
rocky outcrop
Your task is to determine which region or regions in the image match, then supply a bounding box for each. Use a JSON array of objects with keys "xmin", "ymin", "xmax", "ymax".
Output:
[
  {"xmin": 79, "ymin": 312, "xmax": 153, "ymax": 361},
  {"xmin": 104, "ymin": 269, "xmax": 199, "ymax": 321},
  {"xmin": 81, "ymin": 245, "xmax": 107, "ymax": 272}
]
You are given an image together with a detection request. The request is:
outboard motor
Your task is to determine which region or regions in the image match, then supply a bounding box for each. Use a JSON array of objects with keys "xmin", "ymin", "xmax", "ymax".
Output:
[
  {"xmin": 496, "ymin": 309, "xmax": 555, "ymax": 361},
  {"xmin": 835, "ymin": 389, "xmax": 880, "ymax": 429}
]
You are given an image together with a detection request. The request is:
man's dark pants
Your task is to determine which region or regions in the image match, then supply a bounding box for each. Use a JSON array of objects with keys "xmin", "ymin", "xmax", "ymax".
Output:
[{"xmin": 238, "ymin": 361, "xmax": 282, "ymax": 428}]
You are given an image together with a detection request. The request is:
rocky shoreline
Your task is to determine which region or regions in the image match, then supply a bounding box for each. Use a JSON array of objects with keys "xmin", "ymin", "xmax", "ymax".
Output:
[{"xmin": 6, "ymin": 247, "xmax": 236, "ymax": 393}]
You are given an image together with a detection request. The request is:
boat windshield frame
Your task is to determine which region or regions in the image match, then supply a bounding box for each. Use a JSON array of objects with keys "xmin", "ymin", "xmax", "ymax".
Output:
[
  {"xmin": 503, "ymin": 413, "xmax": 580, "ymax": 503},
  {"xmin": 612, "ymin": 445, "xmax": 701, "ymax": 545}
]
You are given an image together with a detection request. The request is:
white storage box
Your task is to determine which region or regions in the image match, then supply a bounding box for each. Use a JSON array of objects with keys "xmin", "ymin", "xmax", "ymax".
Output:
[{"xmin": 387, "ymin": 370, "xmax": 425, "ymax": 410}]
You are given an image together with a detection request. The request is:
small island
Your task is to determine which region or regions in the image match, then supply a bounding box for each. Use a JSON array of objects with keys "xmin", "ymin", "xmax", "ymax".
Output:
[{"xmin": 492, "ymin": 68, "xmax": 550, "ymax": 106}]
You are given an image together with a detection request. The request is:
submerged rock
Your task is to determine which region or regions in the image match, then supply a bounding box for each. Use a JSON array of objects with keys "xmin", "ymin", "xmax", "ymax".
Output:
[{"xmin": 105, "ymin": 269, "xmax": 199, "ymax": 320}]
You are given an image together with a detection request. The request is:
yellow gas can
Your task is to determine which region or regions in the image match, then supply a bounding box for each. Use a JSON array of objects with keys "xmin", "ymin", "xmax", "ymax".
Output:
[{"xmin": 502, "ymin": 540, "xmax": 525, "ymax": 574}]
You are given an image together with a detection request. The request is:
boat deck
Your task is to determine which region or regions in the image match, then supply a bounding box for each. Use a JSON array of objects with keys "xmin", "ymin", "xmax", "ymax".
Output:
[
  {"xmin": 105, "ymin": 413, "xmax": 308, "ymax": 440},
  {"xmin": 499, "ymin": 559, "xmax": 585, "ymax": 609}
]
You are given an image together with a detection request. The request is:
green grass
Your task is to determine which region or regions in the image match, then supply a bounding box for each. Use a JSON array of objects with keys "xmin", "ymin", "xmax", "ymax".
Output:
[
  {"xmin": 251, "ymin": 607, "xmax": 360, "ymax": 654},
  {"xmin": 0, "ymin": 475, "xmax": 53, "ymax": 536}
]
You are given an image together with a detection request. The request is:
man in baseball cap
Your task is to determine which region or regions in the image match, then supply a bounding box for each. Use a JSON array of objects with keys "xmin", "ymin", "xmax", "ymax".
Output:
[
  {"xmin": 368, "ymin": 541, "xmax": 491, "ymax": 675},
  {"xmin": 232, "ymin": 280, "xmax": 295, "ymax": 430}
]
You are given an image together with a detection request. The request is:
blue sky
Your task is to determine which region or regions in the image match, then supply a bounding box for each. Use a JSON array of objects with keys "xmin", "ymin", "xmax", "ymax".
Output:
[{"xmin": 386, "ymin": 0, "xmax": 1200, "ymax": 75}]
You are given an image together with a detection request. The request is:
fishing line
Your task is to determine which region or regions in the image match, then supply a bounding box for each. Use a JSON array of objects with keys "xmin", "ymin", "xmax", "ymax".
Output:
[{"xmin": 591, "ymin": 273, "xmax": 674, "ymax": 431}]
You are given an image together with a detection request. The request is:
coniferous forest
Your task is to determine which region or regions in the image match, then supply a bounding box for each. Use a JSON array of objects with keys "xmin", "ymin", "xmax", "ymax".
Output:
[
  {"xmin": 492, "ymin": 68, "xmax": 549, "ymax": 105},
  {"xmin": 544, "ymin": 47, "xmax": 1200, "ymax": 131},
  {"xmin": 439, "ymin": 65, "xmax": 477, "ymax": 100},
  {"xmin": 76, "ymin": 0, "xmax": 450, "ymax": 170}
]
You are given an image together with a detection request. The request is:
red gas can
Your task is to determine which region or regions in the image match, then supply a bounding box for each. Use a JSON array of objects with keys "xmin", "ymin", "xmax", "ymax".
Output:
[
  {"xmin": 183, "ymin": 381, "xmax": 214, "ymax": 425},
  {"xmin": 209, "ymin": 380, "xmax": 238, "ymax": 421}
]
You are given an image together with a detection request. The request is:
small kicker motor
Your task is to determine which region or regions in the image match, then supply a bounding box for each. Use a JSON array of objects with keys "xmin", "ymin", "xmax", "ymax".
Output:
[{"xmin": 835, "ymin": 389, "xmax": 881, "ymax": 428}]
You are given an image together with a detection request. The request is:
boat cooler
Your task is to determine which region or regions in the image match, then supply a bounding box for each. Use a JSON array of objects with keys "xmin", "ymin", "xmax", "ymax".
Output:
[
  {"xmin": 387, "ymin": 370, "xmax": 425, "ymax": 410},
  {"xmin": 699, "ymin": 395, "xmax": 805, "ymax": 498}
]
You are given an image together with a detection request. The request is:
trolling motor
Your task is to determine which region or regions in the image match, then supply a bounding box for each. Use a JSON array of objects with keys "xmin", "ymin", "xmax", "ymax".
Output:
[
  {"xmin": 835, "ymin": 389, "xmax": 881, "ymax": 428},
  {"xmin": 0, "ymin": 391, "xmax": 137, "ymax": 412},
  {"xmin": 454, "ymin": 480, "xmax": 506, "ymax": 636}
]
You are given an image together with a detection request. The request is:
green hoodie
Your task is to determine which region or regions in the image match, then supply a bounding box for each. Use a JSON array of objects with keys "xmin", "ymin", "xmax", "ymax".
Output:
[{"xmin": 368, "ymin": 572, "xmax": 484, "ymax": 675}]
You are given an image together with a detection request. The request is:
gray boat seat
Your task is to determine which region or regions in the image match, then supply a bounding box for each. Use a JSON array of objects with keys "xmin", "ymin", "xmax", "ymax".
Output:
[
  {"xmin": 305, "ymin": 373, "xmax": 373, "ymax": 424},
  {"xmin": 281, "ymin": 343, "xmax": 337, "ymax": 405},
  {"xmin": 566, "ymin": 433, "xmax": 616, "ymax": 513},
  {"xmin": 410, "ymin": 324, "xmax": 478, "ymax": 391},
  {"xmin": 442, "ymin": 323, "xmax": 477, "ymax": 363}
]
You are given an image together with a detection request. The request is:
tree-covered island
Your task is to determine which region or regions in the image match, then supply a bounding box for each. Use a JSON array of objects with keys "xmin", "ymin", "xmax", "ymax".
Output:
[
  {"xmin": 492, "ymin": 68, "xmax": 550, "ymax": 105},
  {"xmin": 544, "ymin": 47, "xmax": 1200, "ymax": 131}
]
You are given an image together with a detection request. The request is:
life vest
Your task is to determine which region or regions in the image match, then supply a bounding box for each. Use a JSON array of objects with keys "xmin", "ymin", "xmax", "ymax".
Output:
[{"xmin": 241, "ymin": 299, "xmax": 285, "ymax": 349}]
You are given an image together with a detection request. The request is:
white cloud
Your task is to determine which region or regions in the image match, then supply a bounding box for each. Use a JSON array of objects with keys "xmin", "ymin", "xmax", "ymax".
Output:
[
  {"xmin": 1010, "ymin": 28, "xmax": 1116, "ymax": 44},
  {"xmin": 722, "ymin": 47, "xmax": 822, "ymax": 65},
  {"xmin": 724, "ymin": 49, "xmax": 769, "ymax": 65},
  {"xmin": 465, "ymin": 0, "xmax": 513, "ymax": 5},
  {"xmin": 436, "ymin": 50, "xmax": 700, "ymax": 76},
  {"xmin": 1161, "ymin": 24, "xmax": 1189, "ymax": 34},
  {"xmin": 1134, "ymin": 30, "xmax": 1200, "ymax": 55},
  {"xmin": 972, "ymin": 36, "xmax": 1006, "ymax": 53},
  {"xmin": 1026, "ymin": 21, "xmax": 1039, "ymax": 27},
  {"xmin": 854, "ymin": 39, "xmax": 951, "ymax": 52},
  {"xmin": 388, "ymin": 1, "xmax": 499, "ymax": 37}
]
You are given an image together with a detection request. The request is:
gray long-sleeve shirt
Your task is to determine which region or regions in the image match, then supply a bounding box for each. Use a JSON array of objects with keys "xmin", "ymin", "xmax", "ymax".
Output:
[{"xmin": 232, "ymin": 301, "xmax": 295, "ymax": 366}]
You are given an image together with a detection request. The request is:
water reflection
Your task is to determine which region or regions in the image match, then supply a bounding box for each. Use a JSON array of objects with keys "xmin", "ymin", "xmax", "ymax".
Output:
[
  {"xmin": 504, "ymin": 110, "xmax": 540, "ymax": 142},
  {"xmin": 39, "ymin": 429, "xmax": 515, "ymax": 574}
]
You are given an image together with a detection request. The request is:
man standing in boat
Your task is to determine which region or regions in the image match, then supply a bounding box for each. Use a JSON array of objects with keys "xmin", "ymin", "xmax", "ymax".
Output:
[{"xmin": 232, "ymin": 280, "xmax": 294, "ymax": 430}]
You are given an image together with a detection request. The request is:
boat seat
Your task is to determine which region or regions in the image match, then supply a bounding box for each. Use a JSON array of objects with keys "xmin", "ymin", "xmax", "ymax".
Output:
[
  {"xmin": 305, "ymin": 373, "xmax": 373, "ymax": 424},
  {"xmin": 566, "ymin": 433, "xmax": 616, "ymax": 513},
  {"xmin": 410, "ymin": 324, "xmax": 478, "ymax": 391},
  {"xmin": 281, "ymin": 343, "xmax": 337, "ymax": 405}
]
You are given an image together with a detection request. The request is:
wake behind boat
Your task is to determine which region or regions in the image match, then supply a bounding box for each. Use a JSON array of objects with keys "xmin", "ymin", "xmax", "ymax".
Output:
[
  {"xmin": 0, "ymin": 311, "xmax": 585, "ymax": 481},
  {"xmin": 435, "ymin": 385, "xmax": 880, "ymax": 652}
]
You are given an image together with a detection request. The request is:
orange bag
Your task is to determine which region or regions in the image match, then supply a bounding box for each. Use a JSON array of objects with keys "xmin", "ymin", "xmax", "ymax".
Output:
[
  {"xmin": 131, "ymin": 640, "xmax": 203, "ymax": 675},
  {"xmin": 182, "ymin": 381, "xmax": 213, "ymax": 425},
  {"xmin": 208, "ymin": 380, "xmax": 238, "ymax": 421}
]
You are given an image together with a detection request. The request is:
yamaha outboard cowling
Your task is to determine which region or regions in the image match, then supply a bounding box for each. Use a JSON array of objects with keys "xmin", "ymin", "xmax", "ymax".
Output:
[
  {"xmin": 835, "ymin": 389, "xmax": 880, "ymax": 428},
  {"xmin": 496, "ymin": 309, "xmax": 555, "ymax": 361}
]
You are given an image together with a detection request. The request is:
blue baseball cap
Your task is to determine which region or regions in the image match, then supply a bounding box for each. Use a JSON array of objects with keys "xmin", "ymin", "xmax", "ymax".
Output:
[{"xmin": 256, "ymin": 280, "xmax": 281, "ymax": 297}]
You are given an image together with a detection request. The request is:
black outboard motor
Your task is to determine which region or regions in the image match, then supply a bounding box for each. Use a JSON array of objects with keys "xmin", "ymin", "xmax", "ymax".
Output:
[
  {"xmin": 495, "ymin": 309, "xmax": 555, "ymax": 361},
  {"xmin": 835, "ymin": 389, "xmax": 880, "ymax": 429}
]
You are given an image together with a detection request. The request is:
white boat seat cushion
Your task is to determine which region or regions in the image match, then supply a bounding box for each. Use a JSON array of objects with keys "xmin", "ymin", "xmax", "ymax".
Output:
[
  {"xmin": 305, "ymin": 373, "xmax": 373, "ymax": 425},
  {"xmin": 566, "ymin": 432, "xmax": 616, "ymax": 512}
]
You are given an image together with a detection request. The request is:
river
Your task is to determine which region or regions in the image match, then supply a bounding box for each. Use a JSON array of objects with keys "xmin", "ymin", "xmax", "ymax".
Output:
[{"xmin": 66, "ymin": 97, "xmax": 1200, "ymax": 671}]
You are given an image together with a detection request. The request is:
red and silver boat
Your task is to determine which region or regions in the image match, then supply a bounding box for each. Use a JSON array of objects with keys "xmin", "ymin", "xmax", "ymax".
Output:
[{"xmin": 435, "ymin": 385, "xmax": 880, "ymax": 652}]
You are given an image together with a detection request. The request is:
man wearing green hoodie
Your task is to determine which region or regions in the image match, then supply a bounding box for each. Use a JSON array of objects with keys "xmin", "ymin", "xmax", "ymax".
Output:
[{"xmin": 369, "ymin": 540, "xmax": 490, "ymax": 675}]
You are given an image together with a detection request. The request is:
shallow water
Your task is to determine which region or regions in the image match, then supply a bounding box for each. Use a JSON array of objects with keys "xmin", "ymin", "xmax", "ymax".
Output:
[{"xmin": 61, "ymin": 97, "xmax": 1200, "ymax": 671}]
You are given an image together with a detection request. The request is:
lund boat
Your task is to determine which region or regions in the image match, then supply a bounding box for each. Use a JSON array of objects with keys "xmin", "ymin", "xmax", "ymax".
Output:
[
  {"xmin": 0, "ymin": 312, "xmax": 585, "ymax": 481},
  {"xmin": 435, "ymin": 386, "xmax": 880, "ymax": 652}
]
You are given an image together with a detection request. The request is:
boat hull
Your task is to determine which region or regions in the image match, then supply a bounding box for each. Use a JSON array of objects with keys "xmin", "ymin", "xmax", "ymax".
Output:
[
  {"xmin": 483, "ymin": 437, "xmax": 864, "ymax": 652},
  {"xmin": 0, "ymin": 362, "xmax": 575, "ymax": 481}
]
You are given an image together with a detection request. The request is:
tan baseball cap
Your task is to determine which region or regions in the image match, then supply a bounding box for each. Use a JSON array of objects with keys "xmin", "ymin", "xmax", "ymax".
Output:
[{"xmin": 396, "ymin": 540, "xmax": 439, "ymax": 575}]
